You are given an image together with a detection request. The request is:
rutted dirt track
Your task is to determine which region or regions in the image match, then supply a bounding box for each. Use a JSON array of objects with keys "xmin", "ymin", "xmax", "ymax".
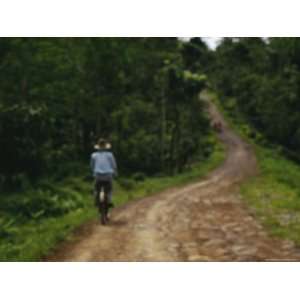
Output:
[{"xmin": 47, "ymin": 97, "xmax": 300, "ymax": 261}]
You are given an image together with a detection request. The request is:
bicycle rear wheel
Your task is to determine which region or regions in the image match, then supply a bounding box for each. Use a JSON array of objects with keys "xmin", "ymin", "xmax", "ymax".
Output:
[
  {"xmin": 96, "ymin": 183, "xmax": 111, "ymax": 225},
  {"xmin": 100, "ymin": 203, "xmax": 107, "ymax": 224},
  {"xmin": 99, "ymin": 193, "xmax": 109, "ymax": 225}
]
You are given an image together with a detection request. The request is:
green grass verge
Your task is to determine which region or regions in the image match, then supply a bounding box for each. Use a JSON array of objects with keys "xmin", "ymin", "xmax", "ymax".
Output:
[
  {"xmin": 0, "ymin": 135, "xmax": 225, "ymax": 261},
  {"xmin": 241, "ymin": 147, "xmax": 300, "ymax": 245},
  {"xmin": 0, "ymin": 177, "xmax": 97, "ymax": 261},
  {"xmin": 210, "ymin": 90, "xmax": 300, "ymax": 246}
]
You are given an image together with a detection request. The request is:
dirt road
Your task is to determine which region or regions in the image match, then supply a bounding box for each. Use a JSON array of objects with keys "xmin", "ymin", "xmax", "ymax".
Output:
[{"xmin": 47, "ymin": 97, "xmax": 300, "ymax": 261}]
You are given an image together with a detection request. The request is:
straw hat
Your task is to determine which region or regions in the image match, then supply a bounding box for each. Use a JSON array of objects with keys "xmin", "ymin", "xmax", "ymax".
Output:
[{"xmin": 94, "ymin": 138, "xmax": 112, "ymax": 150}]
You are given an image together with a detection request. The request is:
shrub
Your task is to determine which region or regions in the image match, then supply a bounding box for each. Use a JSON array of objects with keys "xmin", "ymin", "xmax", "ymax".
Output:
[
  {"xmin": 0, "ymin": 185, "xmax": 85, "ymax": 220},
  {"xmin": 132, "ymin": 172, "xmax": 146, "ymax": 182},
  {"xmin": 0, "ymin": 217, "xmax": 18, "ymax": 240},
  {"xmin": 118, "ymin": 178, "xmax": 135, "ymax": 190}
]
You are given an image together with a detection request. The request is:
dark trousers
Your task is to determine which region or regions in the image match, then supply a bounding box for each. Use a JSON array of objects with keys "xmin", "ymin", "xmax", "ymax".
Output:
[{"xmin": 94, "ymin": 175, "xmax": 113, "ymax": 204}]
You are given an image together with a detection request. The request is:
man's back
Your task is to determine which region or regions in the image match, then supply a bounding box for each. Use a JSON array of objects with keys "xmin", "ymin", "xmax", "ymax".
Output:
[{"xmin": 91, "ymin": 150, "xmax": 117, "ymax": 177}]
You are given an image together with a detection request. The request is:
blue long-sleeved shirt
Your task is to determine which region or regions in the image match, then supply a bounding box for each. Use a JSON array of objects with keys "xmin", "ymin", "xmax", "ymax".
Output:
[{"xmin": 90, "ymin": 151, "xmax": 117, "ymax": 177}]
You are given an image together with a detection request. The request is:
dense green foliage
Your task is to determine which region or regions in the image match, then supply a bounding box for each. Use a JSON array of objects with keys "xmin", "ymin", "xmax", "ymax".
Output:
[
  {"xmin": 181, "ymin": 37, "xmax": 214, "ymax": 74},
  {"xmin": 212, "ymin": 38, "xmax": 300, "ymax": 161},
  {"xmin": 0, "ymin": 38, "xmax": 212, "ymax": 191}
]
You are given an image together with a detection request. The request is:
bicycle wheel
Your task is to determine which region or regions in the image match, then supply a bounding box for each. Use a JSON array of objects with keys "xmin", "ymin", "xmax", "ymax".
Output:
[
  {"xmin": 99, "ymin": 190, "xmax": 109, "ymax": 225},
  {"xmin": 100, "ymin": 201, "xmax": 109, "ymax": 225}
]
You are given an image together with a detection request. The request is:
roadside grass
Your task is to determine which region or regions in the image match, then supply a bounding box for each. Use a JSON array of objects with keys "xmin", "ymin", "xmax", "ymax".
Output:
[
  {"xmin": 210, "ymin": 90, "xmax": 300, "ymax": 246},
  {"xmin": 241, "ymin": 148, "xmax": 300, "ymax": 245},
  {"xmin": 0, "ymin": 178, "xmax": 96, "ymax": 261},
  {"xmin": 0, "ymin": 135, "xmax": 225, "ymax": 261}
]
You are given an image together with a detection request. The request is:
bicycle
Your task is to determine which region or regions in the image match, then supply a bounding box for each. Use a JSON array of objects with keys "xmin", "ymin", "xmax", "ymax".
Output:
[{"xmin": 95, "ymin": 181, "xmax": 111, "ymax": 225}]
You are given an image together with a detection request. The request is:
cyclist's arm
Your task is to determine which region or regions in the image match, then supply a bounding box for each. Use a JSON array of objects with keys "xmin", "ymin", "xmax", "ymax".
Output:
[
  {"xmin": 90, "ymin": 154, "xmax": 95, "ymax": 174},
  {"xmin": 109, "ymin": 153, "xmax": 118, "ymax": 176}
]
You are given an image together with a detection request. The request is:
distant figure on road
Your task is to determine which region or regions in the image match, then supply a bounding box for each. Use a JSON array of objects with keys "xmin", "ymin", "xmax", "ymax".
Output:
[
  {"xmin": 213, "ymin": 121, "xmax": 223, "ymax": 133},
  {"xmin": 91, "ymin": 138, "xmax": 117, "ymax": 209}
]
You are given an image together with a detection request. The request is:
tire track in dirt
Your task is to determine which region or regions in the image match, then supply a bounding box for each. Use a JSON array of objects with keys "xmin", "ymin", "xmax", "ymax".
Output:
[{"xmin": 46, "ymin": 95, "xmax": 300, "ymax": 261}]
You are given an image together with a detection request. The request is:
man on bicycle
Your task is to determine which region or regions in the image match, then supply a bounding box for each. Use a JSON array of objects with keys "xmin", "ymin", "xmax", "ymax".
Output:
[{"xmin": 91, "ymin": 138, "xmax": 117, "ymax": 210}]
